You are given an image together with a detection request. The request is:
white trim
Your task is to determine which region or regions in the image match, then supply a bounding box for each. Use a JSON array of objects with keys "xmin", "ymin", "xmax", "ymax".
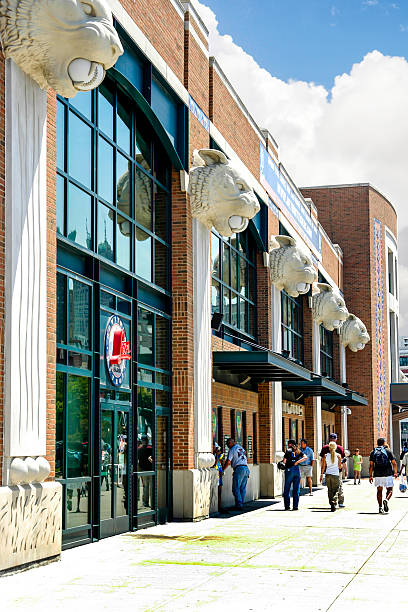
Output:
[
  {"xmin": 317, "ymin": 262, "xmax": 342, "ymax": 294},
  {"xmin": 181, "ymin": 1, "xmax": 210, "ymax": 37},
  {"xmin": 168, "ymin": 0, "xmax": 186, "ymax": 19},
  {"xmin": 210, "ymin": 57, "xmax": 266, "ymax": 144},
  {"xmin": 108, "ymin": 0, "xmax": 189, "ymax": 105},
  {"xmin": 185, "ymin": 20, "xmax": 209, "ymax": 58}
]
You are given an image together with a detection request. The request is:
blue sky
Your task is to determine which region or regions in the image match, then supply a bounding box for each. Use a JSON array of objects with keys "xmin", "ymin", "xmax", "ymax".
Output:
[{"xmin": 202, "ymin": 0, "xmax": 408, "ymax": 88}]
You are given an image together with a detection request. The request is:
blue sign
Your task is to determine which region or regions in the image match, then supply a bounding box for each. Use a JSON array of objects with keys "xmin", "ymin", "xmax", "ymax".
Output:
[
  {"xmin": 259, "ymin": 142, "xmax": 322, "ymax": 259},
  {"xmin": 189, "ymin": 95, "xmax": 210, "ymax": 132}
]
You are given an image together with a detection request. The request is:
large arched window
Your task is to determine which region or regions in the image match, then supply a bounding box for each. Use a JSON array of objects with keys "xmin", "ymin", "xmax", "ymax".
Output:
[{"xmin": 56, "ymin": 77, "xmax": 171, "ymax": 291}]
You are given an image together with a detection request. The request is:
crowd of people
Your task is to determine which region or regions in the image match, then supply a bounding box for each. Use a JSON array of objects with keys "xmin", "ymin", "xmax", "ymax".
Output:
[{"xmin": 213, "ymin": 432, "xmax": 406, "ymax": 515}]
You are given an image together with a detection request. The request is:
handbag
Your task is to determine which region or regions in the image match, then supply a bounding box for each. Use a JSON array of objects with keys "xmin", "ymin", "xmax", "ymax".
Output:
[
  {"xmin": 399, "ymin": 476, "xmax": 407, "ymax": 493},
  {"xmin": 277, "ymin": 460, "xmax": 286, "ymax": 471}
]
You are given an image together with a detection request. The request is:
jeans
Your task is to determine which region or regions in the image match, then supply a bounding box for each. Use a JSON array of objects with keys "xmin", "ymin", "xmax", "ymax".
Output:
[
  {"xmin": 283, "ymin": 466, "xmax": 301, "ymax": 509},
  {"xmin": 325, "ymin": 474, "xmax": 340, "ymax": 505},
  {"xmin": 232, "ymin": 465, "xmax": 250, "ymax": 507}
]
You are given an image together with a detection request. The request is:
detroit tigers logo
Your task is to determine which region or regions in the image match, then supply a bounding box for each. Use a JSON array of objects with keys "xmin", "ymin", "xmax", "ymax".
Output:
[{"xmin": 105, "ymin": 315, "xmax": 131, "ymax": 387}]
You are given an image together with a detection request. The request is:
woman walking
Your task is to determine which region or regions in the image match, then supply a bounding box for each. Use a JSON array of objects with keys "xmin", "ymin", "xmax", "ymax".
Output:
[
  {"xmin": 320, "ymin": 441, "xmax": 342, "ymax": 512},
  {"xmin": 282, "ymin": 439, "xmax": 308, "ymax": 511}
]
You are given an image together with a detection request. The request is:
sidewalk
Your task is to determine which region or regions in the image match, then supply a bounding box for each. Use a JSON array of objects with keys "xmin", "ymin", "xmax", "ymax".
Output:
[{"xmin": 2, "ymin": 479, "xmax": 408, "ymax": 611}]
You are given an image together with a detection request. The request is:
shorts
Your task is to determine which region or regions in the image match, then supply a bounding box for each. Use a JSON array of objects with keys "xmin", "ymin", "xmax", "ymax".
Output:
[
  {"xmin": 353, "ymin": 466, "xmax": 362, "ymax": 472},
  {"xmin": 374, "ymin": 476, "xmax": 394, "ymax": 488},
  {"xmin": 300, "ymin": 465, "xmax": 313, "ymax": 478}
]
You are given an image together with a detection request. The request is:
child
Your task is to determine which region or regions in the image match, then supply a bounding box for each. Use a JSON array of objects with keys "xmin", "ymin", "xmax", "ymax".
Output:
[
  {"xmin": 353, "ymin": 448, "xmax": 362, "ymax": 484},
  {"xmin": 213, "ymin": 444, "xmax": 225, "ymax": 512}
]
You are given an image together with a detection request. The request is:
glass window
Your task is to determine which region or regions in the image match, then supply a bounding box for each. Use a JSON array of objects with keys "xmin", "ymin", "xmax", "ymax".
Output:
[
  {"xmin": 57, "ymin": 273, "xmax": 66, "ymax": 345},
  {"xmin": 68, "ymin": 279, "xmax": 91, "ymax": 350},
  {"xmin": 138, "ymin": 308, "xmax": 154, "ymax": 366},
  {"xmin": 135, "ymin": 231, "xmax": 152, "ymax": 281},
  {"xmin": 98, "ymin": 137, "xmax": 114, "ymax": 203},
  {"xmin": 97, "ymin": 203, "xmax": 114, "ymax": 261},
  {"xmin": 67, "ymin": 183, "xmax": 92, "ymax": 248},
  {"xmin": 281, "ymin": 292, "xmax": 303, "ymax": 363},
  {"xmin": 320, "ymin": 327, "xmax": 334, "ymax": 378},
  {"xmin": 71, "ymin": 91, "xmax": 92, "ymax": 120},
  {"xmin": 151, "ymin": 75, "xmax": 177, "ymax": 146},
  {"xmin": 57, "ymin": 101, "xmax": 65, "ymax": 171},
  {"xmin": 117, "ymin": 96, "xmax": 131, "ymax": 154},
  {"xmin": 154, "ymin": 240, "xmax": 168, "ymax": 290},
  {"xmin": 56, "ymin": 372, "xmax": 64, "ymax": 478},
  {"xmin": 116, "ymin": 215, "xmax": 131, "ymax": 270},
  {"xmin": 67, "ymin": 375, "xmax": 89, "ymax": 478},
  {"xmin": 69, "ymin": 113, "xmax": 92, "ymax": 187},
  {"xmin": 156, "ymin": 316, "xmax": 169, "ymax": 371},
  {"xmin": 57, "ymin": 175, "xmax": 65, "ymax": 236},
  {"xmin": 153, "ymin": 184, "xmax": 168, "ymax": 242},
  {"xmin": 136, "ymin": 168, "xmax": 152, "ymax": 231},
  {"xmin": 98, "ymin": 84, "xmax": 114, "ymax": 139}
]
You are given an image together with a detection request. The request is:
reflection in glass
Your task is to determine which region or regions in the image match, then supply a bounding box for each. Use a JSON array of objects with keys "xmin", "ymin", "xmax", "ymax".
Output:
[
  {"xmin": 67, "ymin": 183, "xmax": 92, "ymax": 249},
  {"xmin": 212, "ymin": 280, "xmax": 221, "ymax": 313},
  {"xmin": 57, "ymin": 273, "xmax": 66, "ymax": 344},
  {"xmin": 97, "ymin": 203, "xmax": 114, "ymax": 261},
  {"xmin": 116, "ymin": 411, "xmax": 129, "ymax": 517},
  {"xmin": 56, "ymin": 372, "xmax": 64, "ymax": 478},
  {"xmin": 117, "ymin": 298, "xmax": 131, "ymax": 315},
  {"xmin": 248, "ymin": 266, "xmax": 255, "ymax": 303},
  {"xmin": 135, "ymin": 115, "xmax": 151, "ymax": 172},
  {"xmin": 67, "ymin": 375, "xmax": 89, "ymax": 478},
  {"xmin": 138, "ymin": 475, "xmax": 154, "ymax": 512},
  {"xmin": 136, "ymin": 168, "xmax": 152, "ymax": 230},
  {"xmin": 240, "ymin": 296, "xmax": 246, "ymax": 331},
  {"xmin": 157, "ymin": 415, "xmax": 168, "ymax": 515},
  {"xmin": 154, "ymin": 184, "xmax": 168, "ymax": 241},
  {"xmin": 231, "ymin": 252, "xmax": 238, "ymax": 291},
  {"xmin": 135, "ymin": 230, "xmax": 152, "ymax": 282},
  {"xmin": 154, "ymin": 240, "xmax": 168, "ymax": 290},
  {"xmin": 231, "ymin": 293, "xmax": 238, "ymax": 327},
  {"xmin": 71, "ymin": 91, "xmax": 92, "ymax": 119},
  {"xmin": 69, "ymin": 112, "xmax": 91, "ymax": 187},
  {"xmin": 98, "ymin": 137, "xmax": 113, "ymax": 203},
  {"xmin": 68, "ymin": 352, "xmax": 91, "ymax": 370},
  {"xmin": 249, "ymin": 303, "xmax": 256, "ymax": 337},
  {"xmin": 66, "ymin": 481, "xmax": 90, "ymax": 528},
  {"xmin": 156, "ymin": 372, "xmax": 170, "ymax": 387},
  {"xmin": 138, "ymin": 368, "xmax": 154, "ymax": 383},
  {"xmin": 98, "ymin": 84, "xmax": 113, "ymax": 139},
  {"xmin": 156, "ymin": 316, "xmax": 169, "ymax": 371},
  {"xmin": 137, "ymin": 308, "xmax": 154, "ymax": 366},
  {"xmin": 100, "ymin": 411, "xmax": 113, "ymax": 521},
  {"xmin": 68, "ymin": 279, "xmax": 90, "ymax": 350},
  {"xmin": 57, "ymin": 175, "xmax": 65, "ymax": 236},
  {"xmin": 156, "ymin": 388, "xmax": 169, "ymax": 408},
  {"xmin": 223, "ymin": 288, "xmax": 231, "ymax": 323},
  {"xmin": 100, "ymin": 290, "xmax": 115, "ymax": 310},
  {"xmin": 57, "ymin": 101, "xmax": 65, "ymax": 171},
  {"xmin": 117, "ymin": 214, "xmax": 130, "ymax": 269},
  {"xmin": 116, "ymin": 154, "xmax": 131, "ymax": 217},
  {"xmin": 211, "ymin": 234, "xmax": 220, "ymax": 278},
  {"xmin": 117, "ymin": 98, "xmax": 131, "ymax": 154},
  {"xmin": 239, "ymin": 258, "xmax": 246, "ymax": 296},
  {"xmin": 222, "ymin": 245, "xmax": 230, "ymax": 286}
]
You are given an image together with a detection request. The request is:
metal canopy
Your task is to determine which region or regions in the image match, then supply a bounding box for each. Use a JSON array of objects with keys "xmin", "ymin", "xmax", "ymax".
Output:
[
  {"xmin": 213, "ymin": 350, "xmax": 313, "ymax": 384},
  {"xmin": 390, "ymin": 383, "xmax": 408, "ymax": 406},
  {"xmin": 320, "ymin": 391, "xmax": 368, "ymax": 407},
  {"xmin": 282, "ymin": 376, "xmax": 348, "ymax": 398}
]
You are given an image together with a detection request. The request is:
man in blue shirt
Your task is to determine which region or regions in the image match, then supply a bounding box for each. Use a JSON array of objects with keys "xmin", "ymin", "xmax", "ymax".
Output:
[
  {"xmin": 223, "ymin": 437, "xmax": 250, "ymax": 510},
  {"xmin": 300, "ymin": 438, "xmax": 315, "ymax": 495}
]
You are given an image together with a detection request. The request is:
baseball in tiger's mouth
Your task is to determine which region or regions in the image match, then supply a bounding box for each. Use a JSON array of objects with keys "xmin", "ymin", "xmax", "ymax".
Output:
[
  {"xmin": 228, "ymin": 215, "xmax": 249, "ymax": 232},
  {"xmin": 68, "ymin": 59, "xmax": 106, "ymax": 91}
]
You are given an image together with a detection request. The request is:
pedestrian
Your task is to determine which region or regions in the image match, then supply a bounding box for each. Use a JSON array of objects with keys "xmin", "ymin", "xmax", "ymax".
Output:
[
  {"xmin": 369, "ymin": 437, "xmax": 398, "ymax": 514},
  {"xmin": 320, "ymin": 441, "xmax": 342, "ymax": 511},
  {"xmin": 352, "ymin": 448, "xmax": 363, "ymax": 484},
  {"xmin": 300, "ymin": 438, "xmax": 315, "ymax": 495},
  {"xmin": 399, "ymin": 446, "xmax": 408, "ymax": 480},
  {"xmin": 320, "ymin": 433, "xmax": 346, "ymax": 508},
  {"xmin": 213, "ymin": 443, "xmax": 225, "ymax": 512},
  {"xmin": 282, "ymin": 439, "xmax": 308, "ymax": 511},
  {"xmin": 223, "ymin": 437, "xmax": 250, "ymax": 510},
  {"xmin": 400, "ymin": 445, "xmax": 407, "ymax": 461}
]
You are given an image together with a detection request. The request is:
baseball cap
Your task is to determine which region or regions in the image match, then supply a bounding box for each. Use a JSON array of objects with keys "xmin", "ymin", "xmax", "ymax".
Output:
[{"xmin": 329, "ymin": 433, "xmax": 338, "ymax": 440}]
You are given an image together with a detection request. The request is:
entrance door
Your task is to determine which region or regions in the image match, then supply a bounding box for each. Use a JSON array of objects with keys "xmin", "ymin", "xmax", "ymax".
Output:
[
  {"xmin": 100, "ymin": 405, "xmax": 130, "ymax": 538},
  {"xmin": 156, "ymin": 409, "xmax": 171, "ymax": 523}
]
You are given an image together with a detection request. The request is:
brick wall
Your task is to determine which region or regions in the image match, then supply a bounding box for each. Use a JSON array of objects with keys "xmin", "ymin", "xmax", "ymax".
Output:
[{"xmin": 184, "ymin": 11, "xmax": 209, "ymax": 114}]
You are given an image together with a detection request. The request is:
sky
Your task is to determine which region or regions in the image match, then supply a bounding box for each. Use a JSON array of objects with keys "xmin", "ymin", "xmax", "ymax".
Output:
[{"xmin": 194, "ymin": 0, "xmax": 408, "ymax": 335}]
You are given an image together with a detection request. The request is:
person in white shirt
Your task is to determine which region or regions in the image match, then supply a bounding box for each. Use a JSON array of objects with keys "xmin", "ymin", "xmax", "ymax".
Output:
[
  {"xmin": 223, "ymin": 438, "xmax": 250, "ymax": 510},
  {"xmin": 320, "ymin": 441, "xmax": 342, "ymax": 512}
]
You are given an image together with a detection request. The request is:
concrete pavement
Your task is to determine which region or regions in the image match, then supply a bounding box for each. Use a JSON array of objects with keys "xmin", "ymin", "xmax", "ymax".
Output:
[{"xmin": 2, "ymin": 479, "xmax": 408, "ymax": 611}]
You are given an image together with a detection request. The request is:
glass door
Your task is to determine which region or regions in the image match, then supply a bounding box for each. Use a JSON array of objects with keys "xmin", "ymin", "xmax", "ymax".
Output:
[
  {"xmin": 100, "ymin": 404, "xmax": 130, "ymax": 538},
  {"xmin": 156, "ymin": 408, "xmax": 171, "ymax": 523}
]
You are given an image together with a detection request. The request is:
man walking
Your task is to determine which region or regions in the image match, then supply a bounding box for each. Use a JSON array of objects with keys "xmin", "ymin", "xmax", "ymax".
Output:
[
  {"xmin": 300, "ymin": 438, "xmax": 314, "ymax": 495},
  {"xmin": 223, "ymin": 437, "xmax": 250, "ymax": 510},
  {"xmin": 369, "ymin": 438, "xmax": 398, "ymax": 514},
  {"xmin": 320, "ymin": 433, "xmax": 346, "ymax": 507}
]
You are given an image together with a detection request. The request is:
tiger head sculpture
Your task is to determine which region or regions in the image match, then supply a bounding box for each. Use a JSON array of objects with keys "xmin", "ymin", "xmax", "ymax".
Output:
[
  {"xmin": 340, "ymin": 314, "xmax": 370, "ymax": 352},
  {"xmin": 269, "ymin": 235, "xmax": 317, "ymax": 297},
  {"xmin": 312, "ymin": 283, "xmax": 349, "ymax": 331},
  {"xmin": 189, "ymin": 149, "xmax": 260, "ymax": 237},
  {"xmin": 0, "ymin": 0, "xmax": 123, "ymax": 97}
]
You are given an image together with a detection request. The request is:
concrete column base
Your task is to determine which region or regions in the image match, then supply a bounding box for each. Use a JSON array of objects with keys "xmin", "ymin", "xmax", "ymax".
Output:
[
  {"xmin": 173, "ymin": 468, "xmax": 218, "ymax": 521},
  {"xmin": 260, "ymin": 463, "xmax": 283, "ymax": 498},
  {"xmin": 0, "ymin": 481, "xmax": 62, "ymax": 572}
]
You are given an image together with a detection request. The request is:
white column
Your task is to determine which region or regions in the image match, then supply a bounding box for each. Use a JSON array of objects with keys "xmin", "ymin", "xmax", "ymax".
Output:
[
  {"xmin": 312, "ymin": 322, "xmax": 322, "ymax": 450},
  {"xmin": 3, "ymin": 60, "xmax": 48, "ymax": 482},
  {"xmin": 271, "ymin": 286, "xmax": 282, "ymax": 454},
  {"xmin": 339, "ymin": 343, "xmax": 348, "ymax": 450},
  {"xmin": 192, "ymin": 219, "xmax": 213, "ymax": 468}
]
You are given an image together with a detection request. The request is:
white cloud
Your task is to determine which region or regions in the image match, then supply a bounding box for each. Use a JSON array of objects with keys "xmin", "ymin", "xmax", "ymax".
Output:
[
  {"xmin": 194, "ymin": 1, "xmax": 408, "ymax": 332},
  {"xmin": 362, "ymin": 0, "xmax": 379, "ymax": 6}
]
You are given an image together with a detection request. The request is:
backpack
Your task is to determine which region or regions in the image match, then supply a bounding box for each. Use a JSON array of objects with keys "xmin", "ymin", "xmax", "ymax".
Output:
[{"xmin": 373, "ymin": 447, "xmax": 389, "ymax": 467}]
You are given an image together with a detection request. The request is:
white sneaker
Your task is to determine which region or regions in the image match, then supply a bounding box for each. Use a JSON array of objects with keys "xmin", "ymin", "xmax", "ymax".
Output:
[
  {"xmin": 383, "ymin": 499, "xmax": 389, "ymax": 513},
  {"xmin": 379, "ymin": 507, "xmax": 385, "ymax": 514}
]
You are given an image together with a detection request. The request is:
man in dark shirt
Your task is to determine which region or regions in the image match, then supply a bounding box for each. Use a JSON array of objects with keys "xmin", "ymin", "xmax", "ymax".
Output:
[
  {"xmin": 320, "ymin": 433, "xmax": 346, "ymax": 508},
  {"xmin": 369, "ymin": 437, "xmax": 397, "ymax": 514},
  {"xmin": 282, "ymin": 439, "xmax": 307, "ymax": 511}
]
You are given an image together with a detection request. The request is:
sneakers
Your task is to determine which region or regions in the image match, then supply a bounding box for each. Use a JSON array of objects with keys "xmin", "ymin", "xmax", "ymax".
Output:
[
  {"xmin": 354, "ymin": 481, "xmax": 357, "ymax": 485},
  {"xmin": 338, "ymin": 504, "xmax": 345, "ymax": 508},
  {"xmin": 309, "ymin": 492, "xmax": 313, "ymax": 496},
  {"xmin": 330, "ymin": 502, "xmax": 336, "ymax": 512},
  {"xmin": 358, "ymin": 481, "xmax": 361, "ymax": 485},
  {"xmin": 379, "ymin": 506, "xmax": 385, "ymax": 514},
  {"xmin": 383, "ymin": 499, "xmax": 389, "ymax": 514}
]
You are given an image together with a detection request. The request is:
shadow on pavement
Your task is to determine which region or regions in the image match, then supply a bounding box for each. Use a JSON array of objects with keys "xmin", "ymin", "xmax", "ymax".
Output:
[{"xmin": 215, "ymin": 499, "xmax": 280, "ymax": 518}]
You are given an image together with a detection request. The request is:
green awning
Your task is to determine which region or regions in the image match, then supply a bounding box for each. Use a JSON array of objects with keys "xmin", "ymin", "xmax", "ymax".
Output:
[{"xmin": 282, "ymin": 376, "xmax": 347, "ymax": 398}]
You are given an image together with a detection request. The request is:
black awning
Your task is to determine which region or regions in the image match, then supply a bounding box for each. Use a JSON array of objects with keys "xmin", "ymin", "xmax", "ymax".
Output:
[
  {"xmin": 391, "ymin": 383, "xmax": 408, "ymax": 406},
  {"xmin": 282, "ymin": 376, "xmax": 348, "ymax": 398},
  {"xmin": 320, "ymin": 391, "xmax": 368, "ymax": 406},
  {"xmin": 213, "ymin": 350, "xmax": 312, "ymax": 387}
]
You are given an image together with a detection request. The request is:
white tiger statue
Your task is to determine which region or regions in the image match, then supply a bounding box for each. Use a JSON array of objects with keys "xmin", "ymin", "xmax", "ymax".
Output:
[
  {"xmin": 312, "ymin": 283, "xmax": 349, "ymax": 331},
  {"xmin": 269, "ymin": 235, "xmax": 317, "ymax": 297},
  {"xmin": 0, "ymin": 0, "xmax": 123, "ymax": 97},
  {"xmin": 116, "ymin": 156, "xmax": 152, "ymax": 240},
  {"xmin": 340, "ymin": 314, "xmax": 370, "ymax": 352},
  {"xmin": 188, "ymin": 149, "xmax": 260, "ymax": 237}
]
